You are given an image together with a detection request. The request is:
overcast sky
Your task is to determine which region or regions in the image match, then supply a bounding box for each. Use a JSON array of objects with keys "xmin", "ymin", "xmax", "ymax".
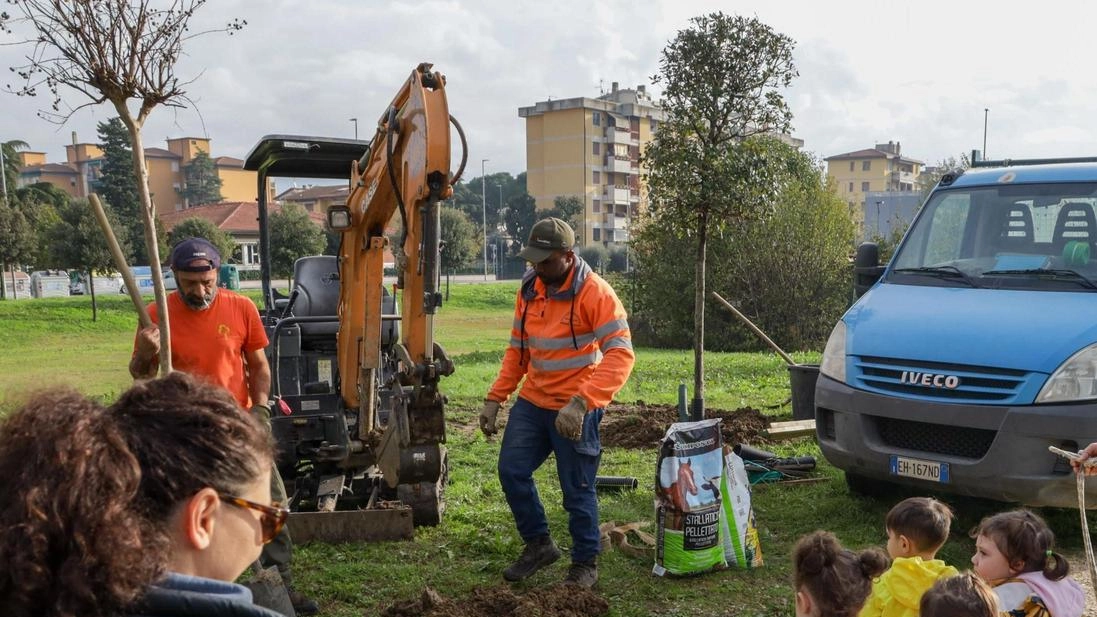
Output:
[{"xmin": 1, "ymin": 0, "xmax": 1095, "ymax": 186}]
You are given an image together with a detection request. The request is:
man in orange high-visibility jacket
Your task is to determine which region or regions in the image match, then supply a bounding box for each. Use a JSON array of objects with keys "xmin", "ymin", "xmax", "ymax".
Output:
[{"xmin": 480, "ymin": 217, "xmax": 635, "ymax": 589}]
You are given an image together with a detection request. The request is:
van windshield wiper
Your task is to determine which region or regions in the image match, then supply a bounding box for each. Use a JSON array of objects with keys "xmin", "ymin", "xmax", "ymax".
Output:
[
  {"xmin": 981, "ymin": 268, "xmax": 1097, "ymax": 290},
  {"xmin": 891, "ymin": 266, "xmax": 978, "ymax": 287}
]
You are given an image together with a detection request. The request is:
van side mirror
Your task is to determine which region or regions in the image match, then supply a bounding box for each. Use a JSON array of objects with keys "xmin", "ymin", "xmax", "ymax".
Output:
[{"xmin": 854, "ymin": 242, "xmax": 885, "ymax": 297}]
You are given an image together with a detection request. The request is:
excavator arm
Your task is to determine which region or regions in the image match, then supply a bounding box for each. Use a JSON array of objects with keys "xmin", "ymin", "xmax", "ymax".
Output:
[{"xmin": 330, "ymin": 63, "xmax": 461, "ymax": 519}]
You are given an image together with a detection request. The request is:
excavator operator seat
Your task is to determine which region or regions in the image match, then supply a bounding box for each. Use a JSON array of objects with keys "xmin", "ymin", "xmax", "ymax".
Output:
[{"xmin": 292, "ymin": 255, "xmax": 340, "ymax": 339}]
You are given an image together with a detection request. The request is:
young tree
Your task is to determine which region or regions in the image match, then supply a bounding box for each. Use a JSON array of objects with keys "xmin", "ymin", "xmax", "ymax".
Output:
[
  {"xmin": 47, "ymin": 198, "xmax": 130, "ymax": 320},
  {"xmin": 180, "ymin": 150, "xmax": 223, "ymax": 207},
  {"xmin": 0, "ymin": 199, "xmax": 33, "ymax": 299},
  {"xmin": 643, "ymin": 12, "xmax": 797, "ymax": 417},
  {"xmin": 166, "ymin": 217, "xmax": 236, "ymax": 263},
  {"xmin": 2, "ymin": 0, "xmax": 245, "ymax": 373},
  {"xmin": 11, "ymin": 182, "xmax": 65, "ymax": 269},
  {"xmin": 268, "ymin": 204, "xmax": 325, "ymax": 281},
  {"xmin": 439, "ymin": 206, "xmax": 480, "ymax": 297}
]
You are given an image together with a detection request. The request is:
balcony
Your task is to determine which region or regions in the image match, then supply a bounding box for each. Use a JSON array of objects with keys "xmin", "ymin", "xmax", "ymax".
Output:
[
  {"xmin": 602, "ymin": 212, "xmax": 630, "ymax": 229},
  {"xmin": 607, "ymin": 156, "xmax": 633, "ymax": 174},
  {"xmin": 605, "ymin": 125, "xmax": 640, "ymax": 144},
  {"xmin": 603, "ymin": 186, "xmax": 630, "ymax": 204}
]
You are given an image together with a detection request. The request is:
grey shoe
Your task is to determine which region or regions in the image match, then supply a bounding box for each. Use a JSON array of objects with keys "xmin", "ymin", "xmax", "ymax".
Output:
[
  {"xmin": 563, "ymin": 561, "xmax": 598, "ymax": 588},
  {"xmin": 503, "ymin": 536, "xmax": 562, "ymax": 582}
]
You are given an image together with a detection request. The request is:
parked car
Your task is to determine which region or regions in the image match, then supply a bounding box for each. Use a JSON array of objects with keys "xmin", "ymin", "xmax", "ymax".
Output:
[{"xmin": 119, "ymin": 266, "xmax": 177, "ymax": 294}]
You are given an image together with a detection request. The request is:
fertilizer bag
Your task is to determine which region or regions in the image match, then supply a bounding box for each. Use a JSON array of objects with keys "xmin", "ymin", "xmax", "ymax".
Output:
[
  {"xmin": 653, "ymin": 418, "xmax": 727, "ymax": 576},
  {"xmin": 720, "ymin": 446, "xmax": 764, "ymax": 568}
]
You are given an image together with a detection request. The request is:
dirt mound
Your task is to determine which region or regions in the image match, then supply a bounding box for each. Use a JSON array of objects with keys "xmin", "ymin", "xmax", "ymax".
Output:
[
  {"xmin": 381, "ymin": 585, "xmax": 609, "ymax": 617},
  {"xmin": 601, "ymin": 402, "xmax": 770, "ymax": 449}
]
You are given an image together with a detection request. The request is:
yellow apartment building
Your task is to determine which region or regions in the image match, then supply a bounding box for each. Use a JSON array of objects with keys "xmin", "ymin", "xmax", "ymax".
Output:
[
  {"xmin": 17, "ymin": 136, "xmax": 258, "ymax": 213},
  {"xmin": 519, "ymin": 83, "xmax": 666, "ymax": 245},
  {"xmin": 824, "ymin": 141, "xmax": 923, "ymax": 209}
]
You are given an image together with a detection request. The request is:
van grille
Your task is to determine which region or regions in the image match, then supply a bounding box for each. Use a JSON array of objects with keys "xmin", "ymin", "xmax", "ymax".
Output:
[
  {"xmin": 854, "ymin": 355, "xmax": 1030, "ymax": 404},
  {"xmin": 875, "ymin": 416, "xmax": 995, "ymax": 459}
]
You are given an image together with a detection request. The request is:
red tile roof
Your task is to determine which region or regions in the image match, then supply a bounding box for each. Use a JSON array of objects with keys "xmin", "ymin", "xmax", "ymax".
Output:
[
  {"xmin": 276, "ymin": 184, "xmax": 350, "ymax": 201},
  {"xmin": 158, "ymin": 201, "xmax": 327, "ymax": 234},
  {"xmin": 213, "ymin": 156, "xmax": 244, "ymax": 168},
  {"xmin": 144, "ymin": 147, "xmax": 181, "ymax": 159},
  {"xmin": 825, "ymin": 148, "xmax": 924, "ymax": 164}
]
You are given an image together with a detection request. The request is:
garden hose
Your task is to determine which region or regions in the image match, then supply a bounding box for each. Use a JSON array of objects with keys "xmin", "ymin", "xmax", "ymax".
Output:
[{"xmin": 1048, "ymin": 446, "xmax": 1097, "ymax": 600}]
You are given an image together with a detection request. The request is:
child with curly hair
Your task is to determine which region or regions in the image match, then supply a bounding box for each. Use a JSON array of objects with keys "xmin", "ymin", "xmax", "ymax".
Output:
[{"xmin": 793, "ymin": 531, "xmax": 890, "ymax": 617}]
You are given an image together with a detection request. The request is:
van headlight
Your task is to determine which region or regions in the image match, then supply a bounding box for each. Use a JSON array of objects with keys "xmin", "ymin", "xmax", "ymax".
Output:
[
  {"xmin": 1037, "ymin": 343, "xmax": 1097, "ymax": 403},
  {"xmin": 820, "ymin": 321, "xmax": 847, "ymax": 382}
]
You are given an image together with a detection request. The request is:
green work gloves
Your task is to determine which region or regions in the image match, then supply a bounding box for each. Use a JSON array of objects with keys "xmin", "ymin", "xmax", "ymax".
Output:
[
  {"xmin": 555, "ymin": 395, "xmax": 588, "ymax": 441},
  {"xmin": 250, "ymin": 402, "xmax": 272, "ymax": 431},
  {"xmin": 480, "ymin": 399, "xmax": 501, "ymax": 436}
]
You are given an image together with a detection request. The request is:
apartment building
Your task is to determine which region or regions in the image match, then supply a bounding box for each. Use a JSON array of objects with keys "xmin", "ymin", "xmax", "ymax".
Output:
[
  {"xmin": 519, "ymin": 82, "xmax": 667, "ymax": 245},
  {"xmin": 824, "ymin": 141, "xmax": 923, "ymax": 209},
  {"xmin": 17, "ymin": 136, "xmax": 258, "ymax": 213}
]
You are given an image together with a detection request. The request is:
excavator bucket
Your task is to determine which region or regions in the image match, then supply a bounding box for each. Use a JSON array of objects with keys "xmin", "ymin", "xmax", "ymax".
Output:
[{"xmin": 288, "ymin": 507, "xmax": 414, "ymax": 544}]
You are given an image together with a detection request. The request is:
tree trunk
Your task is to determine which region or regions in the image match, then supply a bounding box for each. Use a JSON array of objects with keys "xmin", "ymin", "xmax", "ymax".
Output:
[
  {"xmin": 89, "ymin": 272, "xmax": 98, "ymax": 322},
  {"xmin": 4, "ymin": 263, "xmax": 12, "ymax": 300},
  {"xmin": 691, "ymin": 210, "xmax": 708, "ymax": 421},
  {"xmin": 446, "ymin": 270, "xmax": 451, "ymax": 301},
  {"xmin": 119, "ymin": 110, "xmax": 172, "ymax": 374}
]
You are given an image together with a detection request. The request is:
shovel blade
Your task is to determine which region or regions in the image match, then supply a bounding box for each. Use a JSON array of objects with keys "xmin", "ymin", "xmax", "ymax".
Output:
[{"xmin": 288, "ymin": 508, "xmax": 414, "ymax": 544}]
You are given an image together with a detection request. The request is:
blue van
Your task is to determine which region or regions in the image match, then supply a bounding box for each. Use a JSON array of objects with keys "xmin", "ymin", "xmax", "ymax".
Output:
[{"xmin": 817, "ymin": 156, "xmax": 1097, "ymax": 507}]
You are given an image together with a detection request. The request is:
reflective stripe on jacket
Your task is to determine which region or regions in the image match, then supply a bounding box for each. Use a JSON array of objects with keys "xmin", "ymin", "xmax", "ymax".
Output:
[{"xmin": 488, "ymin": 256, "xmax": 635, "ymax": 411}]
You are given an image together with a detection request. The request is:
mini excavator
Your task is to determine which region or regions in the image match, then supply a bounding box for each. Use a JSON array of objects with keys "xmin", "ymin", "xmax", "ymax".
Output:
[{"xmin": 243, "ymin": 63, "xmax": 467, "ymax": 542}]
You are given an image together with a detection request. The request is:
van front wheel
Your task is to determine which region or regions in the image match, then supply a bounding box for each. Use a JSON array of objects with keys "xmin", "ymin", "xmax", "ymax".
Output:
[{"xmin": 844, "ymin": 472, "xmax": 896, "ymax": 497}]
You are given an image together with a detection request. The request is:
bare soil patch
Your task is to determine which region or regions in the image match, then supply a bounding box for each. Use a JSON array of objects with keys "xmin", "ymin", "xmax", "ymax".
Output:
[
  {"xmin": 381, "ymin": 585, "xmax": 609, "ymax": 617},
  {"xmin": 601, "ymin": 401, "xmax": 770, "ymax": 449}
]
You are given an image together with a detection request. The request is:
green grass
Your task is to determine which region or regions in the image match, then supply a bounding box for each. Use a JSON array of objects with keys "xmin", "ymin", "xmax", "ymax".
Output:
[{"xmin": 1, "ymin": 286, "xmax": 1092, "ymax": 616}]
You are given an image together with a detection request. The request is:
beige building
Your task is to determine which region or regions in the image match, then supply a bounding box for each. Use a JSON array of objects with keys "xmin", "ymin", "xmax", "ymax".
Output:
[
  {"xmin": 824, "ymin": 141, "xmax": 923, "ymax": 209},
  {"xmin": 18, "ymin": 136, "xmax": 258, "ymax": 212},
  {"xmin": 275, "ymin": 184, "xmax": 352, "ymax": 216},
  {"xmin": 519, "ymin": 82, "xmax": 667, "ymax": 245}
]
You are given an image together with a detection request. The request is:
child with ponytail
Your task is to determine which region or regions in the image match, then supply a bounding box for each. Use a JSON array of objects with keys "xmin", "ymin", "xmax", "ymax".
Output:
[
  {"xmin": 970, "ymin": 509, "xmax": 1084, "ymax": 617},
  {"xmin": 793, "ymin": 531, "xmax": 890, "ymax": 617}
]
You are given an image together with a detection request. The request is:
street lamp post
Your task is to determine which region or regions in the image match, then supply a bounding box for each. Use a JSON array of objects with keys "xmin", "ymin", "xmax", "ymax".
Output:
[
  {"xmin": 983, "ymin": 108, "xmax": 989, "ymax": 159},
  {"xmin": 350, "ymin": 118, "xmax": 358, "ymax": 140},
  {"xmin": 0, "ymin": 145, "xmax": 7, "ymax": 201},
  {"xmin": 481, "ymin": 158, "xmax": 489, "ymax": 281}
]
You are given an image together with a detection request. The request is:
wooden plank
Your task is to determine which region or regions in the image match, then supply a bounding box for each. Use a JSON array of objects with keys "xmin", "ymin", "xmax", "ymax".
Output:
[{"xmin": 763, "ymin": 419, "xmax": 816, "ymax": 440}]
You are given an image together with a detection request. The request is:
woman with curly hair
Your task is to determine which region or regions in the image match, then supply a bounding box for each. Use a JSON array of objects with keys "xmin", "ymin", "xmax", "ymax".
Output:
[
  {"xmin": 0, "ymin": 372, "xmax": 286, "ymax": 617},
  {"xmin": 793, "ymin": 531, "xmax": 890, "ymax": 617}
]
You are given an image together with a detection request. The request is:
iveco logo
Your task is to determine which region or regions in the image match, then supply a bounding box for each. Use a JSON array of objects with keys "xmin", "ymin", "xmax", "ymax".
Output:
[{"xmin": 900, "ymin": 371, "xmax": 960, "ymax": 389}]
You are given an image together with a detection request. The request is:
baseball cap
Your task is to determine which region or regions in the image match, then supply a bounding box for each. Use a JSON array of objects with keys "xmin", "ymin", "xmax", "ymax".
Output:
[
  {"xmin": 170, "ymin": 237, "xmax": 221, "ymax": 272},
  {"xmin": 518, "ymin": 217, "xmax": 576, "ymax": 264}
]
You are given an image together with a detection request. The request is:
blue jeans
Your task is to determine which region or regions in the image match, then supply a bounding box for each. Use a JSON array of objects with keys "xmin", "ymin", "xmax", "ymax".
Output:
[{"xmin": 498, "ymin": 397, "xmax": 604, "ymax": 564}]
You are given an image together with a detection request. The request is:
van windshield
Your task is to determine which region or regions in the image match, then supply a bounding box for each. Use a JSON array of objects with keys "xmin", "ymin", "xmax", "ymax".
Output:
[{"xmin": 888, "ymin": 183, "xmax": 1097, "ymax": 291}]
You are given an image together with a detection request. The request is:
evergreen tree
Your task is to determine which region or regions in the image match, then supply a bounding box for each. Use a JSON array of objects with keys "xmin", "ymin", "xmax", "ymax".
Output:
[
  {"xmin": 269, "ymin": 204, "xmax": 325, "ymax": 280},
  {"xmin": 97, "ymin": 117, "xmax": 166, "ymax": 264},
  {"xmin": 181, "ymin": 151, "xmax": 223, "ymax": 207}
]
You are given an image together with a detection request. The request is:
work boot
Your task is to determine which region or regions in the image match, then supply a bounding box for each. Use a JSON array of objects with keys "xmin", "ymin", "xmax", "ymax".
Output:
[
  {"xmin": 502, "ymin": 536, "xmax": 562, "ymax": 582},
  {"xmin": 287, "ymin": 587, "xmax": 319, "ymax": 615},
  {"xmin": 563, "ymin": 560, "xmax": 598, "ymax": 588}
]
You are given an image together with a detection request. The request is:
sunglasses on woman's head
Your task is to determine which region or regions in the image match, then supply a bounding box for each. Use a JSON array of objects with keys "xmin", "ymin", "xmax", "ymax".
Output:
[{"xmin": 219, "ymin": 495, "xmax": 289, "ymax": 544}]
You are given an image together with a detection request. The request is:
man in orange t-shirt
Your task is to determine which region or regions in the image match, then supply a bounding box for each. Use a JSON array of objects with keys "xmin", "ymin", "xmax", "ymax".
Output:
[{"xmin": 129, "ymin": 237, "xmax": 317, "ymax": 615}]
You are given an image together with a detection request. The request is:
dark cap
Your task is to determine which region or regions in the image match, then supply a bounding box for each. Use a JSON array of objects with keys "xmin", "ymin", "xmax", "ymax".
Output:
[
  {"xmin": 518, "ymin": 217, "xmax": 576, "ymax": 263},
  {"xmin": 170, "ymin": 237, "xmax": 221, "ymax": 272}
]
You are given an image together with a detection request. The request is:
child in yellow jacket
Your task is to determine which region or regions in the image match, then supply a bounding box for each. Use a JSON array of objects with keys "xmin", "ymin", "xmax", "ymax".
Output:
[{"xmin": 859, "ymin": 497, "xmax": 959, "ymax": 617}]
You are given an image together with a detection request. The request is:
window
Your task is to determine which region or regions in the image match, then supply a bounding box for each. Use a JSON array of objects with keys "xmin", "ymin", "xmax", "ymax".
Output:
[
  {"xmin": 592, "ymin": 112, "xmax": 601, "ymax": 126},
  {"xmin": 171, "ymin": 161, "xmax": 180, "ymax": 172},
  {"xmin": 861, "ymin": 182, "xmax": 871, "ymax": 192},
  {"xmin": 650, "ymin": 118, "xmax": 657, "ymax": 131},
  {"xmin": 592, "ymin": 228, "xmax": 601, "ymax": 242},
  {"xmin": 592, "ymin": 142, "xmax": 600, "ymax": 155},
  {"xmin": 849, "ymin": 161, "xmax": 854, "ymax": 172},
  {"xmin": 862, "ymin": 160, "xmax": 871, "ymax": 171},
  {"xmin": 593, "ymin": 170, "xmax": 601, "ymax": 184},
  {"xmin": 593, "ymin": 200, "xmax": 601, "ymax": 213},
  {"xmin": 614, "ymin": 144, "xmax": 629, "ymax": 158},
  {"xmin": 848, "ymin": 182, "xmax": 854, "ymax": 192}
]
